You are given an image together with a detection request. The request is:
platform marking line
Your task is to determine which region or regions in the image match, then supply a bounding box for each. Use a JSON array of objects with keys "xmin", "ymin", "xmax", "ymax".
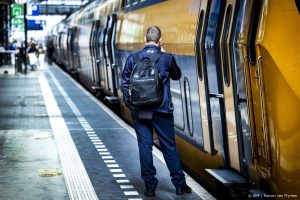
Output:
[
  {"xmin": 113, "ymin": 174, "xmax": 126, "ymax": 178},
  {"xmin": 97, "ymin": 149, "xmax": 108, "ymax": 152},
  {"xmin": 116, "ymin": 179, "xmax": 130, "ymax": 183},
  {"xmin": 82, "ymin": 125, "xmax": 92, "ymax": 127},
  {"xmin": 99, "ymin": 152, "xmax": 110, "ymax": 155},
  {"xmin": 120, "ymin": 185, "xmax": 134, "ymax": 189},
  {"xmin": 47, "ymin": 69, "xmax": 142, "ymax": 200},
  {"xmin": 104, "ymin": 160, "xmax": 116, "ymax": 164},
  {"xmin": 124, "ymin": 191, "xmax": 139, "ymax": 196},
  {"xmin": 110, "ymin": 169, "xmax": 123, "ymax": 173},
  {"xmin": 39, "ymin": 76, "xmax": 98, "ymax": 200},
  {"xmin": 102, "ymin": 156, "xmax": 113, "ymax": 159},
  {"xmin": 94, "ymin": 142, "xmax": 104, "ymax": 145},
  {"xmin": 95, "ymin": 145, "xmax": 106, "ymax": 148},
  {"xmin": 89, "ymin": 135, "xmax": 99, "ymax": 138},
  {"xmin": 81, "ymin": 122, "xmax": 90, "ymax": 125},
  {"xmin": 128, "ymin": 198, "xmax": 143, "ymax": 200},
  {"xmin": 87, "ymin": 131, "xmax": 95, "ymax": 134},
  {"xmin": 89, "ymin": 136, "xmax": 100, "ymax": 140},
  {"xmin": 107, "ymin": 164, "xmax": 120, "ymax": 168},
  {"xmin": 91, "ymin": 139, "xmax": 101, "ymax": 142},
  {"xmin": 88, "ymin": 134, "xmax": 97, "ymax": 137}
]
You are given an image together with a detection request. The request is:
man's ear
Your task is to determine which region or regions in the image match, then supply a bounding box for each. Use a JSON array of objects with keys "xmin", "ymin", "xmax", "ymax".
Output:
[
  {"xmin": 144, "ymin": 36, "xmax": 147, "ymax": 43},
  {"xmin": 159, "ymin": 38, "xmax": 162, "ymax": 44}
]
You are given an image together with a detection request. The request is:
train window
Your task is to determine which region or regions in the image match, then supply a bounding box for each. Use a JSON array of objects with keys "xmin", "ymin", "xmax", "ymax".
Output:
[
  {"xmin": 132, "ymin": 0, "xmax": 139, "ymax": 5},
  {"xmin": 184, "ymin": 77, "xmax": 194, "ymax": 136},
  {"xmin": 195, "ymin": 10, "xmax": 204, "ymax": 81},
  {"xmin": 222, "ymin": 5, "xmax": 232, "ymax": 87},
  {"xmin": 89, "ymin": 12, "xmax": 94, "ymax": 20},
  {"xmin": 171, "ymin": 80, "xmax": 184, "ymax": 130},
  {"xmin": 125, "ymin": 0, "xmax": 131, "ymax": 7}
]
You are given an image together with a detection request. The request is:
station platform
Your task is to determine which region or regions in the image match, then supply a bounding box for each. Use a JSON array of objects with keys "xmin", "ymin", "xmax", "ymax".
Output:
[{"xmin": 0, "ymin": 62, "xmax": 215, "ymax": 200}]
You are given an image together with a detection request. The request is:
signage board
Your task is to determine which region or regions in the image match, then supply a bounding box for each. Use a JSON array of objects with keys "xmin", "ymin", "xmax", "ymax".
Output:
[
  {"xmin": 28, "ymin": 4, "xmax": 40, "ymax": 16},
  {"xmin": 27, "ymin": 20, "xmax": 46, "ymax": 30},
  {"xmin": 11, "ymin": 4, "xmax": 23, "ymax": 17}
]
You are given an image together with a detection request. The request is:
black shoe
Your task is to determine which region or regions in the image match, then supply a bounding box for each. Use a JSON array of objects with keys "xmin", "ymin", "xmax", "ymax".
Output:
[
  {"xmin": 176, "ymin": 185, "xmax": 192, "ymax": 195},
  {"xmin": 144, "ymin": 188, "xmax": 155, "ymax": 197}
]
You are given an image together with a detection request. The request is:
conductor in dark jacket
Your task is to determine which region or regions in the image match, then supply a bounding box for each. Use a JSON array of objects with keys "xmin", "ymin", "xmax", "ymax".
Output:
[{"xmin": 121, "ymin": 26, "xmax": 191, "ymax": 197}]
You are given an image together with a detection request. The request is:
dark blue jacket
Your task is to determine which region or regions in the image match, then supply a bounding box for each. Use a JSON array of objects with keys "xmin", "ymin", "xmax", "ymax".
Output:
[{"xmin": 121, "ymin": 45, "xmax": 181, "ymax": 113}]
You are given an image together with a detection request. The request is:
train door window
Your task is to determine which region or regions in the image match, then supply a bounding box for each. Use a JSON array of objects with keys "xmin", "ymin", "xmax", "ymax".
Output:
[
  {"xmin": 248, "ymin": 0, "xmax": 261, "ymax": 65},
  {"xmin": 204, "ymin": 0, "xmax": 228, "ymax": 158},
  {"xmin": 171, "ymin": 80, "xmax": 184, "ymax": 130},
  {"xmin": 195, "ymin": 10, "xmax": 204, "ymax": 81},
  {"xmin": 221, "ymin": 5, "xmax": 232, "ymax": 87},
  {"xmin": 184, "ymin": 77, "xmax": 194, "ymax": 136}
]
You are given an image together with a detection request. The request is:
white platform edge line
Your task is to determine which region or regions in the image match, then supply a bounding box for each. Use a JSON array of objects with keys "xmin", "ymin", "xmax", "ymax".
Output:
[
  {"xmin": 51, "ymin": 63, "xmax": 215, "ymax": 200},
  {"xmin": 39, "ymin": 76, "xmax": 98, "ymax": 200}
]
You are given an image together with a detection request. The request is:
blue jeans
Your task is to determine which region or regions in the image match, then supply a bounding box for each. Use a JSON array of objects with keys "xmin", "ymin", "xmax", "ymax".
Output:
[{"xmin": 131, "ymin": 111, "xmax": 186, "ymax": 190}]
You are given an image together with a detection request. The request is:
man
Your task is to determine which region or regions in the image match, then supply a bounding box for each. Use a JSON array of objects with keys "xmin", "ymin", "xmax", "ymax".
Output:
[{"xmin": 121, "ymin": 26, "xmax": 191, "ymax": 197}]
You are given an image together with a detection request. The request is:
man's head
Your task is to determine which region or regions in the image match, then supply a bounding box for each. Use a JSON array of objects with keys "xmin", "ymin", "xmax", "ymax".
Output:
[{"xmin": 145, "ymin": 26, "xmax": 161, "ymax": 44}]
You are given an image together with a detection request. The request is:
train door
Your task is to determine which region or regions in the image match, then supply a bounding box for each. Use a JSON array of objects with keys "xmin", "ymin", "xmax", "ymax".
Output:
[
  {"xmin": 72, "ymin": 27, "xmax": 81, "ymax": 72},
  {"xmin": 199, "ymin": 0, "xmax": 230, "ymax": 167},
  {"xmin": 99, "ymin": 16, "xmax": 110, "ymax": 92},
  {"xmin": 94, "ymin": 20, "xmax": 102, "ymax": 88},
  {"xmin": 195, "ymin": 0, "xmax": 215, "ymax": 155},
  {"xmin": 89, "ymin": 21, "xmax": 96, "ymax": 82},
  {"xmin": 67, "ymin": 28, "xmax": 73, "ymax": 70},
  {"xmin": 197, "ymin": 0, "xmax": 252, "ymax": 174},
  {"xmin": 69, "ymin": 27, "xmax": 76, "ymax": 70},
  {"xmin": 58, "ymin": 32, "xmax": 63, "ymax": 64},
  {"xmin": 247, "ymin": 0, "xmax": 271, "ymax": 172},
  {"xmin": 218, "ymin": 0, "xmax": 243, "ymax": 172},
  {"xmin": 229, "ymin": 0, "xmax": 256, "ymax": 176},
  {"xmin": 104, "ymin": 14, "xmax": 118, "ymax": 96},
  {"xmin": 92, "ymin": 20, "xmax": 100, "ymax": 85},
  {"xmin": 197, "ymin": 0, "xmax": 255, "ymax": 191}
]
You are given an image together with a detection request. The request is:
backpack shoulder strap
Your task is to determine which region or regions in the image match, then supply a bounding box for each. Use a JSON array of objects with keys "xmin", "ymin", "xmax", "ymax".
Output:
[
  {"xmin": 132, "ymin": 53, "xmax": 141, "ymax": 64},
  {"xmin": 150, "ymin": 52, "xmax": 161, "ymax": 63}
]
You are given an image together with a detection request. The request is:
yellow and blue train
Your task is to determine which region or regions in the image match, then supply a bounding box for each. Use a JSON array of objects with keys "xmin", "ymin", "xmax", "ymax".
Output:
[{"xmin": 48, "ymin": 0, "xmax": 300, "ymax": 198}]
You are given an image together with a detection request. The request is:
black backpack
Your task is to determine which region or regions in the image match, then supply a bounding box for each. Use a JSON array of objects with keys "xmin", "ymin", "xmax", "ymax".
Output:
[{"xmin": 129, "ymin": 52, "xmax": 162, "ymax": 106}]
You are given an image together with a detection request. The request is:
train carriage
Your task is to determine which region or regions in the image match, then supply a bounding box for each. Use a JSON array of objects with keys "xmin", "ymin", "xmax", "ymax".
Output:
[{"xmin": 49, "ymin": 0, "xmax": 300, "ymax": 198}]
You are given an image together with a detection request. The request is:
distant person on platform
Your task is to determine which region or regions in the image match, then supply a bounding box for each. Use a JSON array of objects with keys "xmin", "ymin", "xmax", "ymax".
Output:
[
  {"xmin": 27, "ymin": 43, "xmax": 39, "ymax": 70},
  {"xmin": 37, "ymin": 43, "xmax": 45, "ymax": 69},
  {"xmin": 6, "ymin": 41, "xmax": 17, "ymax": 66}
]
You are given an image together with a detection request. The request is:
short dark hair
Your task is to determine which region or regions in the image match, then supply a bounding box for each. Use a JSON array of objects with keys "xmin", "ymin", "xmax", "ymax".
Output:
[{"xmin": 146, "ymin": 26, "xmax": 161, "ymax": 43}]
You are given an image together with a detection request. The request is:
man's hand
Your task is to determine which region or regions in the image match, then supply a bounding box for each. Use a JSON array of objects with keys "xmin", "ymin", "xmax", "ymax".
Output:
[{"xmin": 160, "ymin": 43, "xmax": 165, "ymax": 52}]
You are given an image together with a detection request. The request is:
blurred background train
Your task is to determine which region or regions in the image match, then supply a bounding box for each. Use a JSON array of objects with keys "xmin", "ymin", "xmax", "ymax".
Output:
[{"xmin": 47, "ymin": 0, "xmax": 300, "ymax": 199}]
